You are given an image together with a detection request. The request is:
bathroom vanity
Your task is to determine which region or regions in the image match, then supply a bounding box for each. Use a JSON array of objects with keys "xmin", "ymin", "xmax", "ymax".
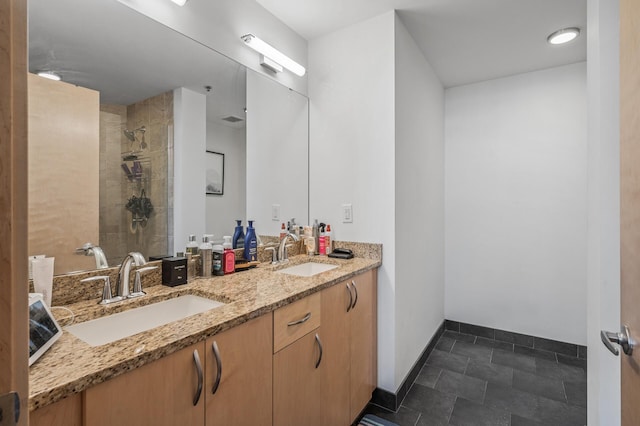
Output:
[{"xmin": 29, "ymin": 245, "xmax": 380, "ymax": 426}]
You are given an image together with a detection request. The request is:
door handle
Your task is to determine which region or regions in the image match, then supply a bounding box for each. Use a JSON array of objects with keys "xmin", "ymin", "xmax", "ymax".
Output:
[
  {"xmin": 601, "ymin": 325, "xmax": 634, "ymax": 356},
  {"xmin": 193, "ymin": 349, "xmax": 204, "ymax": 406},
  {"xmin": 211, "ymin": 341, "xmax": 222, "ymax": 395}
]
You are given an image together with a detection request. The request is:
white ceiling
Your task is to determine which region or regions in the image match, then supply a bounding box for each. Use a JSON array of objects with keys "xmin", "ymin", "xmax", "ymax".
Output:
[{"xmin": 255, "ymin": 0, "xmax": 587, "ymax": 87}]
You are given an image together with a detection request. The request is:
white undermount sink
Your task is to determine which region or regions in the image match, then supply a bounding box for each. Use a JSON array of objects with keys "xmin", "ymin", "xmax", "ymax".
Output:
[
  {"xmin": 276, "ymin": 262, "xmax": 338, "ymax": 277},
  {"xmin": 65, "ymin": 295, "xmax": 225, "ymax": 347}
]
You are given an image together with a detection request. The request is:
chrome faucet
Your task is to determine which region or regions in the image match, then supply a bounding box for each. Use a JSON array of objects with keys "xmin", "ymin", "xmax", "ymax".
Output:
[
  {"xmin": 278, "ymin": 232, "xmax": 300, "ymax": 263},
  {"xmin": 116, "ymin": 252, "xmax": 146, "ymax": 299},
  {"xmin": 75, "ymin": 243, "xmax": 109, "ymax": 269}
]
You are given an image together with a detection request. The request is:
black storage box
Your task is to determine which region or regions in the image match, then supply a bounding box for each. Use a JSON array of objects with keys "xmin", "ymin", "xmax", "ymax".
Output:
[
  {"xmin": 149, "ymin": 254, "xmax": 173, "ymax": 262},
  {"xmin": 162, "ymin": 257, "xmax": 187, "ymax": 287}
]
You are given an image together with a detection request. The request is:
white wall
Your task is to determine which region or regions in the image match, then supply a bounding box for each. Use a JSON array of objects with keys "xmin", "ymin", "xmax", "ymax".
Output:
[
  {"xmin": 394, "ymin": 15, "xmax": 445, "ymax": 386},
  {"xmin": 586, "ymin": 0, "xmax": 620, "ymax": 423},
  {"xmin": 445, "ymin": 63, "xmax": 588, "ymax": 345},
  {"xmin": 205, "ymin": 121, "xmax": 246, "ymax": 242},
  {"xmin": 117, "ymin": 0, "xmax": 307, "ymax": 95},
  {"xmin": 173, "ymin": 88, "xmax": 207, "ymax": 254},
  {"xmin": 246, "ymin": 70, "xmax": 309, "ymax": 236},
  {"xmin": 309, "ymin": 12, "xmax": 397, "ymax": 390}
]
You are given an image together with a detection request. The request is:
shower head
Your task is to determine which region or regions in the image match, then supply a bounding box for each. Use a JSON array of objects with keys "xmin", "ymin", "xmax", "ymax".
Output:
[
  {"xmin": 123, "ymin": 129, "xmax": 136, "ymax": 142},
  {"xmin": 123, "ymin": 126, "xmax": 146, "ymax": 142}
]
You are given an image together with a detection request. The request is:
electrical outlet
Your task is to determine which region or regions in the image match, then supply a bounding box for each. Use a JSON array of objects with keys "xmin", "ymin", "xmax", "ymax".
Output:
[
  {"xmin": 271, "ymin": 204, "xmax": 280, "ymax": 221},
  {"xmin": 342, "ymin": 204, "xmax": 353, "ymax": 223}
]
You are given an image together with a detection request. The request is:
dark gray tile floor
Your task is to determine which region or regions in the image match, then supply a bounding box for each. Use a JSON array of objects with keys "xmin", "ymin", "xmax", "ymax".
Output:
[{"xmin": 360, "ymin": 331, "xmax": 587, "ymax": 426}]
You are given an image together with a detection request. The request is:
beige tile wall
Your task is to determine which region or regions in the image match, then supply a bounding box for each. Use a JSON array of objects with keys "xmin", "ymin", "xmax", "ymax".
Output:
[{"xmin": 99, "ymin": 91, "xmax": 173, "ymax": 266}]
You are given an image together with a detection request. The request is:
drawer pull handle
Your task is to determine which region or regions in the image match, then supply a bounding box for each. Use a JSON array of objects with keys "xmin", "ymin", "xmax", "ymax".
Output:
[
  {"xmin": 351, "ymin": 280, "xmax": 359, "ymax": 309},
  {"xmin": 346, "ymin": 283, "xmax": 353, "ymax": 313},
  {"xmin": 193, "ymin": 349, "xmax": 203, "ymax": 406},
  {"xmin": 211, "ymin": 341, "xmax": 222, "ymax": 395},
  {"xmin": 288, "ymin": 312, "xmax": 311, "ymax": 326},
  {"xmin": 315, "ymin": 333, "xmax": 323, "ymax": 369}
]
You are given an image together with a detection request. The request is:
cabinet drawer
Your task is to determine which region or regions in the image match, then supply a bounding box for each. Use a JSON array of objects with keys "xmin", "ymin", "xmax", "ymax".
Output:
[{"xmin": 274, "ymin": 292, "xmax": 321, "ymax": 353}]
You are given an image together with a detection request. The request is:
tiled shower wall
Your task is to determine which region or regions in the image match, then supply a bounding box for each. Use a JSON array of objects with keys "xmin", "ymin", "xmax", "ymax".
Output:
[{"xmin": 99, "ymin": 91, "xmax": 172, "ymax": 266}]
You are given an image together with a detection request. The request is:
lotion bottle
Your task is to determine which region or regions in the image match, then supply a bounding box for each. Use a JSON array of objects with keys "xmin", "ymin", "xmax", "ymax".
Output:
[
  {"xmin": 325, "ymin": 224, "xmax": 332, "ymax": 254},
  {"xmin": 304, "ymin": 226, "xmax": 315, "ymax": 256},
  {"xmin": 223, "ymin": 236, "xmax": 235, "ymax": 274},
  {"xmin": 232, "ymin": 220, "xmax": 245, "ymax": 249},
  {"xmin": 244, "ymin": 220, "xmax": 258, "ymax": 261},
  {"xmin": 319, "ymin": 224, "xmax": 326, "ymax": 255}
]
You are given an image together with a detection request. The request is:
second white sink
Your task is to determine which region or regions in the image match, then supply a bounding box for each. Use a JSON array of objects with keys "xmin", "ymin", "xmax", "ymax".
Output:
[
  {"xmin": 277, "ymin": 262, "xmax": 338, "ymax": 277},
  {"xmin": 66, "ymin": 295, "xmax": 225, "ymax": 347}
]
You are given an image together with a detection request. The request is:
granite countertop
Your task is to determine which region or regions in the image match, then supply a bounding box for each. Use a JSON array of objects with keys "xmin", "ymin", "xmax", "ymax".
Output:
[{"xmin": 29, "ymin": 249, "xmax": 381, "ymax": 411}]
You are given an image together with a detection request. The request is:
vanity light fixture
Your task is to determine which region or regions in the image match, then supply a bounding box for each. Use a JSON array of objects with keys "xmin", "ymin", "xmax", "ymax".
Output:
[
  {"xmin": 547, "ymin": 27, "xmax": 580, "ymax": 45},
  {"xmin": 38, "ymin": 71, "xmax": 62, "ymax": 81},
  {"xmin": 240, "ymin": 34, "xmax": 306, "ymax": 77},
  {"xmin": 37, "ymin": 71, "xmax": 61, "ymax": 81},
  {"xmin": 171, "ymin": 0, "xmax": 188, "ymax": 6}
]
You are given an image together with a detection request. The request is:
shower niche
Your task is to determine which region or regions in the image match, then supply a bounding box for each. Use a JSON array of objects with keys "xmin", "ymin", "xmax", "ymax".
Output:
[{"xmin": 99, "ymin": 91, "xmax": 172, "ymax": 266}]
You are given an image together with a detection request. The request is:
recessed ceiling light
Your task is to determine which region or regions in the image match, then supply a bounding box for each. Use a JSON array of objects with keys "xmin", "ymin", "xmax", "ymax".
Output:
[
  {"xmin": 171, "ymin": 0, "xmax": 188, "ymax": 5},
  {"xmin": 547, "ymin": 27, "xmax": 580, "ymax": 45},
  {"xmin": 37, "ymin": 71, "xmax": 61, "ymax": 81}
]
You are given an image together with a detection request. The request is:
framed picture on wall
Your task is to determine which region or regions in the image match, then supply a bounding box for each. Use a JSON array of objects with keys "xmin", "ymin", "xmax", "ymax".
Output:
[{"xmin": 205, "ymin": 151, "xmax": 224, "ymax": 195}]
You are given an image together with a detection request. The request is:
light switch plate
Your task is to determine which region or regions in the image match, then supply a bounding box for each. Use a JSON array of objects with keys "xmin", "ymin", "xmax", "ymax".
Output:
[
  {"xmin": 271, "ymin": 204, "xmax": 280, "ymax": 221},
  {"xmin": 342, "ymin": 204, "xmax": 353, "ymax": 223}
]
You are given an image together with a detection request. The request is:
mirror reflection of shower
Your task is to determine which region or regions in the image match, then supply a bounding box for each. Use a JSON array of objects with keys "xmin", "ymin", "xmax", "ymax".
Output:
[{"xmin": 123, "ymin": 126, "xmax": 147, "ymax": 159}]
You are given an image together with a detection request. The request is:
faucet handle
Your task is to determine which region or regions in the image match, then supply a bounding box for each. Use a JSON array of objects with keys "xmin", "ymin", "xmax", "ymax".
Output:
[
  {"xmin": 265, "ymin": 247, "xmax": 278, "ymax": 265},
  {"xmin": 130, "ymin": 266, "xmax": 157, "ymax": 298},
  {"xmin": 81, "ymin": 275, "xmax": 120, "ymax": 305}
]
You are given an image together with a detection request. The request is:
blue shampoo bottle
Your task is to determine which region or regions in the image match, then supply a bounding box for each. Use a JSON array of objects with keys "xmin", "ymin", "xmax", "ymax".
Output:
[
  {"xmin": 244, "ymin": 220, "xmax": 258, "ymax": 261},
  {"xmin": 232, "ymin": 220, "xmax": 244, "ymax": 249}
]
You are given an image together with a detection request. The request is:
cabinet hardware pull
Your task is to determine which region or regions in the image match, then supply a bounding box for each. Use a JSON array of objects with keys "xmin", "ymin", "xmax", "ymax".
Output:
[
  {"xmin": 351, "ymin": 280, "xmax": 359, "ymax": 309},
  {"xmin": 193, "ymin": 349, "xmax": 203, "ymax": 406},
  {"xmin": 287, "ymin": 312, "xmax": 311, "ymax": 326},
  {"xmin": 346, "ymin": 283, "xmax": 353, "ymax": 313},
  {"xmin": 212, "ymin": 341, "xmax": 222, "ymax": 394},
  {"xmin": 315, "ymin": 333, "xmax": 323, "ymax": 369}
]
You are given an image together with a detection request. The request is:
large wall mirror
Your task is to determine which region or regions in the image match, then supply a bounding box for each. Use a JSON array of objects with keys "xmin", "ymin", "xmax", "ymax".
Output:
[{"xmin": 28, "ymin": 0, "xmax": 309, "ymax": 275}]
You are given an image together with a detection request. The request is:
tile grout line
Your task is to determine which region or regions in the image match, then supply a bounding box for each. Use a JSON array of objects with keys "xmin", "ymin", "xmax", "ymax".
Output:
[
  {"xmin": 561, "ymin": 379, "xmax": 569, "ymax": 404},
  {"xmin": 434, "ymin": 368, "xmax": 443, "ymax": 388},
  {"xmin": 413, "ymin": 412, "xmax": 421, "ymax": 426},
  {"xmin": 446, "ymin": 396, "xmax": 458, "ymax": 424}
]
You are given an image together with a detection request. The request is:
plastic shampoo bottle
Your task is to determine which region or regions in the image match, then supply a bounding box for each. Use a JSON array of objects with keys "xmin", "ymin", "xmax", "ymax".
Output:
[
  {"xmin": 232, "ymin": 220, "xmax": 244, "ymax": 249},
  {"xmin": 244, "ymin": 221, "xmax": 258, "ymax": 261}
]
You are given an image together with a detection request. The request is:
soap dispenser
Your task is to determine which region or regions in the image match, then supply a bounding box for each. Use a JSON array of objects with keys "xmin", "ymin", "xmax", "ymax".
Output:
[
  {"xmin": 186, "ymin": 234, "xmax": 199, "ymax": 255},
  {"xmin": 244, "ymin": 220, "xmax": 258, "ymax": 261}
]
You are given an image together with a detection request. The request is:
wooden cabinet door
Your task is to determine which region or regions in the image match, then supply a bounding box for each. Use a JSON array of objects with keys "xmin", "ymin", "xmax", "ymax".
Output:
[
  {"xmin": 273, "ymin": 330, "xmax": 324, "ymax": 426},
  {"xmin": 30, "ymin": 393, "xmax": 82, "ymax": 426},
  {"xmin": 320, "ymin": 281, "xmax": 352, "ymax": 425},
  {"xmin": 84, "ymin": 342, "xmax": 206, "ymax": 426},
  {"xmin": 205, "ymin": 314, "xmax": 272, "ymax": 426},
  {"xmin": 349, "ymin": 269, "xmax": 377, "ymax": 422}
]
